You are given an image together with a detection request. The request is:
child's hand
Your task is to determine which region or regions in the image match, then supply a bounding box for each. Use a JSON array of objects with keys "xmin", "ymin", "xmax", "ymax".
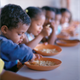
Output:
[
  {"xmin": 40, "ymin": 25, "xmax": 51, "ymax": 37},
  {"xmin": 50, "ymin": 22, "xmax": 56, "ymax": 31},
  {"xmin": 30, "ymin": 54, "xmax": 43, "ymax": 62}
]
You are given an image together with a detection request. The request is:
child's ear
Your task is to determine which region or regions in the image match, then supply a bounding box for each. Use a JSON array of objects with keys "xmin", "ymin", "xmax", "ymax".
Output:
[{"xmin": 1, "ymin": 25, "xmax": 8, "ymax": 34}]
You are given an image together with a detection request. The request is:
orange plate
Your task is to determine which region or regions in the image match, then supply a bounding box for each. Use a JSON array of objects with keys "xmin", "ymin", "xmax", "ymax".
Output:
[
  {"xmin": 56, "ymin": 39, "xmax": 79, "ymax": 47},
  {"xmin": 25, "ymin": 58, "xmax": 62, "ymax": 71},
  {"xmin": 33, "ymin": 44, "xmax": 62, "ymax": 56}
]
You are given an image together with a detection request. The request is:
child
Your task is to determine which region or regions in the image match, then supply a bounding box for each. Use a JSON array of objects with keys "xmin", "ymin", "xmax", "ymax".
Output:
[
  {"xmin": 22, "ymin": 7, "xmax": 50, "ymax": 49},
  {"xmin": 55, "ymin": 8, "xmax": 62, "ymax": 35},
  {"xmin": 60, "ymin": 8, "xmax": 72, "ymax": 30},
  {"xmin": 60, "ymin": 8, "xmax": 77, "ymax": 37},
  {"xmin": 0, "ymin": 4, "xmax": 42, "ymax": 72},
  {"xmin": 56, "ymin": 8, "xmax": 72, "ymax": 39},
  {"xmin": 41, "ymin": 6, "xmax": 56, "ymax": 44}
]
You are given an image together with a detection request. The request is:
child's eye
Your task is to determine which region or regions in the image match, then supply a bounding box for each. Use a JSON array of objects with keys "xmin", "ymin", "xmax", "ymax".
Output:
[
  {"xmin": 37, "ymin": 24, "xmax": 40, "ymax": 26},
  {"xmin": 51, "ymin": 18, "xmax": 55, "ymax": 21},
  {"xmin": 18, "ymin": 33, "xmax": 22, "ymax": 36},
  {"xmin": 46, "ymin": 18, "xmax": 48, "ymax": 20}
]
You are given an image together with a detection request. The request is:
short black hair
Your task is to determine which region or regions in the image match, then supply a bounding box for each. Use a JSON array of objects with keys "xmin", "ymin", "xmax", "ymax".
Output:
[
  {"xmin": 60, "ymin": 8, "xmax": 72, "ymax": 23},
  {"xmin": 55, "ymin": 8, "xmax": 61, "ymax": 14},
  {"xmin": 41, "ymin": 6, "xmax": 55, "ymax": 13},
  {"xmin": 25, "ymin": 6, "xmax": 43, "ymax": 19},
  {"xmin": 60, "ymin": 8, "xmax": 70, "ymax": 14},
  {"xmin": 1, "ymin": 4, "xmax": 31, "ymax": 29}
]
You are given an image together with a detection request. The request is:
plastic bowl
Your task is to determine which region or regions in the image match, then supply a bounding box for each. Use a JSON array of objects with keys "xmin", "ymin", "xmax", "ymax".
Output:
[
  {"xmin": 33, "ymin": 44, "xmax": 62, "ymax": 56},
  {"xmin": 25, "ymin": 58, "xmax": 62, "ymax": 71},
  {"xmin": 56, "ymin": 39, "xmax": 79, "ymax": 47}
]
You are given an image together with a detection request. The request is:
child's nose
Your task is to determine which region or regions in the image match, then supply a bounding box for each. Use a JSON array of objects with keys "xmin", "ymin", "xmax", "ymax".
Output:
[
  {"xmin": 40, "ymin": 26, "xmax": 43, "ymax": 30},
  {"xmin": 20, "ymin": 34, "xmax": 24, "ymax": 39}
]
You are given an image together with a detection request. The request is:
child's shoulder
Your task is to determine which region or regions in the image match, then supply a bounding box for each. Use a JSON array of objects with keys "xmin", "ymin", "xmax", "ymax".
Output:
[
  {"xmin": 0, "ymin": 35, "xmax": 8, "ymax": 41},
  {"xmin": 0, "ymin": 35, "xmax": 9, "ymax": 41},
  {"xmin": 0, "ymin": 35, "xmax": 13, "ymax": 45}
]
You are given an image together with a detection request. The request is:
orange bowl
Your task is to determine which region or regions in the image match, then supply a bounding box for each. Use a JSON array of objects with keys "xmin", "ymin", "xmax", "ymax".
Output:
[
  {"xmin": 25, "ymin": 58, "xmax": 62, "ymax": 71},
  {"xmin": 57, "ymin": 34, "xmax": 70, "ymax": 39},
  {"xmin": 56, "ymin": 39, "xmax": 79, "ymax": 47},
  {"xmin": 33, "ymin": 44, "xmax": 62, "ymax": 56}
]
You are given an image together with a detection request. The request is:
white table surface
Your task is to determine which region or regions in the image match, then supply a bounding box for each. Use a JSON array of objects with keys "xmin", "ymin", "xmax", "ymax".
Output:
[{"xmin": 17, "ymin": 26, "xmax": 80, "ymax": 80}]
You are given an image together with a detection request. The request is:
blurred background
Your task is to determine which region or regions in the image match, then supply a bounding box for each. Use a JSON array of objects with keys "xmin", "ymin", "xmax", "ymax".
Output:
[{"xmin": 0, "ymin": 0, "xmax": 80, "ymax": 21}]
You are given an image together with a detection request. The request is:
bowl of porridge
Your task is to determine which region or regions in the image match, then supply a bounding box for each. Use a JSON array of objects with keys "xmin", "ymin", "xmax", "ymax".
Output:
[
  {"xmin": 33, "ymin": 44, "xmax": 62, "ymax": 56},
  {"xmin": 25, "ymin": 58, "xmax": 62, "ymax": 71}
]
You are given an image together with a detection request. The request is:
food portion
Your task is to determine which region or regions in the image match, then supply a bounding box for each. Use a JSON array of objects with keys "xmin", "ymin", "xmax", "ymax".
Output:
[
  {"xmin": 46, "ymin": 24, "xmax": 50, "ymax": 28},
  {"xmin": 28, "ymin": 60, "xmax": 56, "ymax": 66},
  {"xmin": 40, "ymin": 49, "xmax": 58, "ymax": 53}
]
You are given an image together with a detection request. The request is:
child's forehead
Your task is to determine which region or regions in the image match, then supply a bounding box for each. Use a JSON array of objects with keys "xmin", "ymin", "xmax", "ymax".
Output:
[
  {"xmin": 46, "ymin": 10, "xmax": 55, "ymax": 16},
  {"xmin": 33, "ymin": 14, "xmax": 45, "ymax": 20},
  {"xmin": 16, "ymin": 22, "xmax": 29, "ymax": 31},
  {"xmin": 46, "ymin": 10, "xmax": 55, "ymax": 13},
  {"xmin": 62, "ymin": 12, "xmax": 70, "ymax": 17},
  {"xmin": 45, "ymin": 11, "xmax": 55, "ymax": 17}
]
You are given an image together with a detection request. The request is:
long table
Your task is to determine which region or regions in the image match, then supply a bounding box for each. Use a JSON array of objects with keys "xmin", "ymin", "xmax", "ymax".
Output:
[{"xmin": 17, "ymin": 26, "xmax": 80, "ymax": 80}]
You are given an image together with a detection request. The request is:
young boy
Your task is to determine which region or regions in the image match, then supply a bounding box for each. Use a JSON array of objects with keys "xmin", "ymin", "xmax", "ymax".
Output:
[{"xmin": 0, "ymin": 4, "xmax": 42, "ymax": 72}]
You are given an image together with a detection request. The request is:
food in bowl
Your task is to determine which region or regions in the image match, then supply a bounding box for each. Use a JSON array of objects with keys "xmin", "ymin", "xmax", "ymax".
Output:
[
  {"xmin": 28, "ymin": 60, "xmax": 56, "ymax": 66},
  {"xmin": 40, "ymin": 49, "xmax": 58, "ymax": 54},
  {"xmin": 25, "ymin": 58, "xmax": 62, "ymax": 71},
  {"xmin": 34, "ymin": 44, "xmax": 62, "ymax": 56}
]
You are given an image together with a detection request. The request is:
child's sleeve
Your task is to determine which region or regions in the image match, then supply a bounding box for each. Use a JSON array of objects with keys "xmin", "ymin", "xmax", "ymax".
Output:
[{"xmin": 1, "ymin": 38, "xmax": 33, "ymax": 63}]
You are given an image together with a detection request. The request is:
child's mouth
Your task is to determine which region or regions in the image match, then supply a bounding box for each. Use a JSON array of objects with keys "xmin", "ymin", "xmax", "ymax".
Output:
[{"xmin": 18, "ymin": 40, "xmax": 22, "ymax": 44}]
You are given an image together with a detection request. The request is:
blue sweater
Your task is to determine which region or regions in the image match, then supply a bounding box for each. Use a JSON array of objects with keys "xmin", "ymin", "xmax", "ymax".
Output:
[{"xmin": 0, "ymin": 35, "xmax": 33, "ymax": 70}]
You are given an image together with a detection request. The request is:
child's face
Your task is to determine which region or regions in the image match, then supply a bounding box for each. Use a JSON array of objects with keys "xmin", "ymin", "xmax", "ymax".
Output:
[
  {"xmin": 28, "ymin": 15, "xmax": 45, "ymax": 36},
  {"xmin": 55, "ymin": 14, "xmax": 61, "ymax": 25},
  {"xmin": 55, "ymin": 14, "xmax": 61, "ymax": 22},
  {"xmin": 3, "ymin": 22, "xmax": 29, "ymax": 44},
  {"xmin": 60, "ymin": 12, "xmax": 70, "ymax": 24},
  {"xmin": 44, "ymin": 11, "xmax": 55, "ymax": 26}
]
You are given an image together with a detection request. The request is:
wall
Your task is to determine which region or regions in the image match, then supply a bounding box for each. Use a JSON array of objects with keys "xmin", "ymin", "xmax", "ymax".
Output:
[
  {"xmin": 70, "ymin": 0, "xmax": 80, "ymax": 21},
  {"xmin": 0, "ymin": 0, "xmax": 80, "ymax": 21},
  {"xmin": 1, "ymin": 0, "xmax": 61, "ymax": 9}
]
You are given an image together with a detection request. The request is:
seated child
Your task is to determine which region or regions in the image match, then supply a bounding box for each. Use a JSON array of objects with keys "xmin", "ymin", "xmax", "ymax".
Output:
[
  {"xmin": 60, "ymin": 8, "xmax": 72, "ymax": 30},
  {"xmin": 0, "ymin": 4, "xmax": 42, "ymax": 72},
  {"xmin": 57, "ymin": 8, "xmax": 72, "ymax": 39},
  {"xmin": 55, "ymin": 8, "xmax": 62, "ymax": 35},
  {"xmin": 22, "ymin": 7, "xmax": 51, "ymax": 49},
  {"xmin": 41, "ymin": 6, "xmax": 56, "ymax": 44}
]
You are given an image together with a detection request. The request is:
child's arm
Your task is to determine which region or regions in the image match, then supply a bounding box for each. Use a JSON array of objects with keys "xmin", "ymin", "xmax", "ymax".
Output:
[
  {"xmin": 47, "ymin": 22, "xmax": 56, "ymax": 44},
  {"xmin": 22, "ymin": 27, "xmax": 50, "ymax": 49},
  {"xmin": 1, "ymin": 37, "xmax": 33, "ymax": 63},
  {"xmin": 1, "ymin": 69, "xmax": 46, "ymax": 80},
  {"xmin": 42, "ymin": 23, "xmax": 56, "ymax": 45},
  {"xmin": 23, "ymin": 33, "xmax": 44, "ymax": 49}
]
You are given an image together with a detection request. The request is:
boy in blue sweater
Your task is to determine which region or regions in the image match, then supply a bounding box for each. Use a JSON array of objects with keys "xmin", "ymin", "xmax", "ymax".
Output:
[{"xmin": 0, "ymin": 4, "xmax": 42, "ymax": 72}]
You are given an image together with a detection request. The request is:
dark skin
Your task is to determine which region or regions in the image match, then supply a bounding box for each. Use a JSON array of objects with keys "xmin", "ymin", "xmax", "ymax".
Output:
[
  {"xmin": 42, "ymin": 10, "xmax": 56, "ymax": 45},
  {"xmin": 1, "ymin": 69, "xmax": 46, "ymax": 80}
]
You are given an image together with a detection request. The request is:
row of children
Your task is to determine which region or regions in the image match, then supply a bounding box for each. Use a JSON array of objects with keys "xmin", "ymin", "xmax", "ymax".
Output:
[{"xmin": 0, "ymin": 3, "xmax": 76, "ymax": 80}]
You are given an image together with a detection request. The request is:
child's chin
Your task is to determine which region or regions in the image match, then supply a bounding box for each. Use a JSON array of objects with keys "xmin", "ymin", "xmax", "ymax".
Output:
[
  {"xmin": 34, "ymin": 33, "xmax": 38, "ymax": 36},
  {"xmin": 35, "ymin": 34, "xmax": 39, "ymax": 36}
]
